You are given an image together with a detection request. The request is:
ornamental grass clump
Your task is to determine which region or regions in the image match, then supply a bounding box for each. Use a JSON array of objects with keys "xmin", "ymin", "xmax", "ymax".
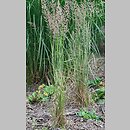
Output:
[{"xmin": 26, "ymin": 0, "xmax": 105, "ymax": 128}]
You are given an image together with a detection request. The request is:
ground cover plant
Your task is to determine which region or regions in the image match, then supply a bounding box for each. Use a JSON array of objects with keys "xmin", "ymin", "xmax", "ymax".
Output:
[
  {"xmin": 26, "ymin": 0, "xmax": 105, "ymax": 129},
  {"xmin": 76, "ymin": 108, "xmax": 102, "ymax": 121},
  {"xmin": 28, "ymin": 84, "xmax": 55, "ymax": 104}
]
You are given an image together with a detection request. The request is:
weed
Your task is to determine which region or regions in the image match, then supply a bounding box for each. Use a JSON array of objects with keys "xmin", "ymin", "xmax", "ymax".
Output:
[
  {"xmin": 42, "ymin": 127, "xmax": 48, "ymax": 130},
  {"xmin": 76, "ymin": 109, "xmax": 101, "ymax": 121},
  {"xmin": 27, "ymin": 84, "xmax": 55, "ymax": 104},
  {"xmin": 92, "ymin": 87, "xmax": 105, "ymax": 104},
  {"xmin": 88, "ymin": 77, "xmax": 102, "ymax": 87}
]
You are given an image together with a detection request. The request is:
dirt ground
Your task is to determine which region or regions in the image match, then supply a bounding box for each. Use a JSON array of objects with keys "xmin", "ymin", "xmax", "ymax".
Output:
[{"xmin": 26, "ymin": 57, "xmax": 105, "ymax": 130}]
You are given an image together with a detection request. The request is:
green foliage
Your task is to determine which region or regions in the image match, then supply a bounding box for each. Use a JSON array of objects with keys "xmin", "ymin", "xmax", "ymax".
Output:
[
  {"xmin": 59, "ymin": 0, "xmax": 66, "ymax": 7},
  {"xmin": 76, "ymin": 109, "xmax": 101, "ymax": 121},
  {"xmin": 66, "ymin": 1, "xmax": 91, "ymax": 107},
  {"xmin": 89, "ymin": 0, "xmax": 105, "ymax": 55},
  {"xmin": 92, "ymin": 87, "xmax": 105, "ymax": 104},
  {"xmin": 88, "ymin": 77, "xmax": 105, "ymax": 104},
  {"xmin": 51, "ymin": 34, "xmax": 66, "ymax": 127},
  {"xmin": 27, "ymin": 84, "xmax": 55, "ymax": 104},
  {"xmin": 26, "ymin": 0, "xmax": 105, "ymax": 84},
  {"xmin": 44, "ymin": 85, "xmax": 55, "ymax": 95},
  {"xmin": 26, "ymin": 0, "xmax": 105, "ymax": 127},
  {"xmin": 88, "ymin": 77, "xmax": 102, "ymax": 87},
  {"xmin": 26, "ymin": 0, "xmax": 51, "ymax": 84},
  {"xmin": 42, "ymin": 127, "xmax": 49, "ymax": 130}
]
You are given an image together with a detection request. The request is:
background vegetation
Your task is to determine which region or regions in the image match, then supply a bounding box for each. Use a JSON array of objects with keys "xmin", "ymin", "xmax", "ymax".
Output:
[{"xmin": 26, "ymin": 0, "xmax": 105, "ymax": 85}]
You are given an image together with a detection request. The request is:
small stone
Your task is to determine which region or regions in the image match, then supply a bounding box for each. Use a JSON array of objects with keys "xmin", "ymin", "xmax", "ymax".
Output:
[{"xmin": 80, "ymin": 118, "xmax": 84, "ymax": 122}]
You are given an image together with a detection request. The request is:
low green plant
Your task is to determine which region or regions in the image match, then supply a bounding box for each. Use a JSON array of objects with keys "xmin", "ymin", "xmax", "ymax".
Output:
[
  {"xmin": 76, "ymin": 109, "xmax": 101, "ymax": 121},
  {"xmin": 27, "ymin": 84, "xmax": 55, "ymax": 104},
  {"xmin": 92, "ymin": 87, "xmax": 105, "ymax": 104},
  {"xmin": 88, "ymin": 77, "xmax": 102, "ymax": 87},
  {"xmin": 44, "ymin": 85, "xmax": 55, "ymax": 95},
  {"xmin": 42, "ymin": 127, "xmax": 49, "ymax": 130}
]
